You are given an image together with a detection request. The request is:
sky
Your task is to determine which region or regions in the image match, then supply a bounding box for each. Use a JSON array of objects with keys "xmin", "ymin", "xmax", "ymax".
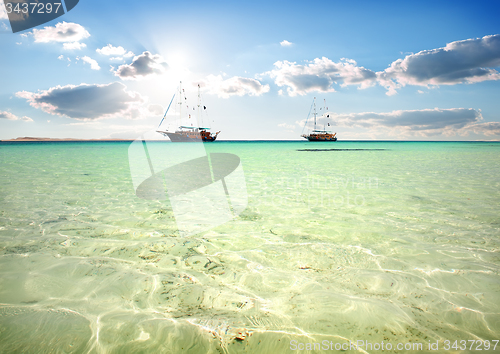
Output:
[{"xmin": 1, "ymin": 0, "xmax": 500, "ymax": 141}]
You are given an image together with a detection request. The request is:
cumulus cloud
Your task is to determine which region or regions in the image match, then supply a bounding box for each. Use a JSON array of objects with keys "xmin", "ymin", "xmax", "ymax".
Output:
[
  {"xmin": 63, "ymin": 42, "xmax": 86, "ymax": 50},
  {"xmin": 302, "ymin": 108, "xmax": 488, "ymax": 138},
  {"xmin": 201, "ymin": 75, "xmax": 270, "ymax": 98},
  {"xmin": 96, "ymin": 44, "xmax": 134, "ymax": 58},
  {"xmin": 468, "ymin": 122, "xmax": 500, "ymax": 137},
  {"xmin": 280, "ymin": 40, "xmax": 293, "ymax": 47},
  {"xmin": 266, "ymin": 57, "xmax": 376, "ymax": 96},
  {"xmin": 16, "ymin": 82, "xmax": 146, "ymax": 120},
  {"xmin": 278, "ymin": 122, "xmax": 296, "ymax": 130},
  {"xmin": 0, "ymin": 2, "xmax": 8, "ymax": 20},
  {"xmin": 114, "ymin": 51, "xmax": 168, "ymax": 80},
  {"xmin": 379, "ymin": 34, "xmax": 500, "ymax": 95},
  {"xmin": 82, "ymin": 56, "xmax": 100, "ymax": 70},
  {"xmin": 265, "ymin": 35, "xmax": 500, "ymax": 96},
  {"xmin": 0, "ymin": 111, "xmax": 32, "ymax": 121},
  {"xmin": 148, "ymin": 104, "xmax": 164, "ymax": 116},
  {"xmin": 32, "ymin": 21, "xmax": 90, "ymax": 49}
]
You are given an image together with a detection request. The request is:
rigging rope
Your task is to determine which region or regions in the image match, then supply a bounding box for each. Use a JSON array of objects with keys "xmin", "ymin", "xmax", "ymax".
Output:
[
  {"xmin": 301, "ymin": 100, "xmax": 314, "ymax": 135},
  {"xmin": 157, "ymin": 93, "xmax": 176, "ymax": 129}
]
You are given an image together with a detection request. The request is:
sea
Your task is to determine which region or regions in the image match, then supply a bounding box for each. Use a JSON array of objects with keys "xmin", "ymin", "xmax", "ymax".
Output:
[{"xmin": 0, "ymin": 140, "xmax": 499, "ymax": 353}]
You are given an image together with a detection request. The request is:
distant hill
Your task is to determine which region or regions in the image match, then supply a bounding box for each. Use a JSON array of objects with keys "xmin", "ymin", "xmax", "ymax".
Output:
[{"xmin": 1, "ymin": 137, "xmax": 135, "ymax": 142}]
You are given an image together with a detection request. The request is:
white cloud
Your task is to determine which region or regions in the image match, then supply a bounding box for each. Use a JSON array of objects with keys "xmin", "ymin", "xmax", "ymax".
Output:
[
  {"xmin": 58, "ymin": 55, "xmax": 64, "ymax": 60},
  {"xmin": 280, "ymin": 40, "xmax": 293, "ymax": 47},
  {"xmin": 201, "ymin": 75, "xmax": 270, "ymax": 98},
  {"xmin": 63, "ymin": 42, "xmax": 87, "ymax": 50},
  {"xmin": 16, "ymin": 82, "xmax": 146, "ymax": 121},
  {"xmin": 32, "ymin": 22, "xmax": 90, "ymax": 49},
  {"xmin": 82, "ymin": 56, "xmax": 101, "ymax": 70},
  {"xmin": 96, "ymin": 44, "xmax": 134, "ymax": 57},
  {"xmin": 301, "ymin": 107, "xmax": 494, "ymax": 138},
  {"xmin": 378, "ymin": 34, "xmax": 500, "ymax": 95},
  {"xmin": 266, "ymin": 57, "xmax": 376, "ymax": 96},
  {"xmin": 32, "ymin": 21, "xmax": 90, "ymax": 43},
  {"xmin": 148, "ymin": 104, "xmax": 164, "ymax": 116},
  {"xmin": 114, "ymin": 51, "xmax": 169, "ymax": 80},
  {"xmin": 469, "ymin": 122, "xmax": 500, "ymax": 136},
  {"xmin": 278, "ymin": 122, "xmax": 295, "ymax": 133},
  {"xmin": 267, "ymin": 35, "xmax": 500, "ymax": 96},
  {"xmin": 0, "ymin": 111, "xmax": 32, "ymax": 121},
  {"xmin": 0, "ymin": 2, "xmax": 8, "ymax": 20},
  {"xmin": 278, "ymin": 122, "xmax": 295, "ymax": 129},
  {"xmin": 0, "ymin": 111, "xmax": 19, "ymax": 120}
]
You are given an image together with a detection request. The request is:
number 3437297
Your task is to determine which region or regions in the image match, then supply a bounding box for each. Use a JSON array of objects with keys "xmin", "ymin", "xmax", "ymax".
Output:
[
  {"xmin": 5, "ymin": 2, "xmax": 63, "ymax": 14},
  {"xmin": 443, "ymin": 340, "xmax": 498, "ymax": 351}
]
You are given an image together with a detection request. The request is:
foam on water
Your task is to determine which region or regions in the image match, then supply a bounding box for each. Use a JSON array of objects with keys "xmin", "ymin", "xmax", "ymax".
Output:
[{"xmin": 0, "ymin": 141, "xmax": 499, "ymax": 353}]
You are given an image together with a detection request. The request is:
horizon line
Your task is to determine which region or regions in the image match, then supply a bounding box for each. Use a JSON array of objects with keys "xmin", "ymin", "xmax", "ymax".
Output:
[{"xmin": 1, "ymin": 137, "xmax": 499, "ymax": 143}]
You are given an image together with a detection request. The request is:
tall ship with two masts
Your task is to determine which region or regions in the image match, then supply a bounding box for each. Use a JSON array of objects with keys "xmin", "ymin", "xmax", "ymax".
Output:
[
  {"xmin": 301, "ymin": 97, "xmax": 337, "ymax": 141},
  {"xmin": 157, "ymin": 82, "xmax": 220, "ymax": 142}
]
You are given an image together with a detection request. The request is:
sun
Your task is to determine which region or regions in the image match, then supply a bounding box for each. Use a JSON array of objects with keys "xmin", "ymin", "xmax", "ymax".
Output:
[{"xmin": 166, "ymin": 51, "xmax": 187, "ymax": 70}]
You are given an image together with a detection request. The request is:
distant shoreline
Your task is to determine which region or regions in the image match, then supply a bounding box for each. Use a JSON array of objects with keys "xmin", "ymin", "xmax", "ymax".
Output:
[
  {"xmin": 1, "ymin": 137, "xmax": 498, "ymax": 143},
  {"xmin": 0, "ymin": 137, "xmax": 136, "ymax": 142}
]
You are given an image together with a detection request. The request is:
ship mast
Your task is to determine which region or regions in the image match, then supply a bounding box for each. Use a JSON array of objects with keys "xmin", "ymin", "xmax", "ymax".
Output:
[
  {"xmin": 313, "ymin": 97, "xmax": 317, "ymax": 131},
  {"xmin": 178, "ymin": 81, "xmax": 182, "ymax": 128},
  {"xmin": 197, "ymin": 84, "xmax": 202, "ymax": 128},
  {"xmin": 323, "ymin": 99, "xmax": 326, "ymax": 131}
]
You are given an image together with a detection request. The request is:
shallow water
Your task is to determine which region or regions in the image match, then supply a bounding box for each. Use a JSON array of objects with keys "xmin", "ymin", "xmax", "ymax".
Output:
[{"xmin": 0, "ymin": 140, "xmax": 499, "ymax": 353}]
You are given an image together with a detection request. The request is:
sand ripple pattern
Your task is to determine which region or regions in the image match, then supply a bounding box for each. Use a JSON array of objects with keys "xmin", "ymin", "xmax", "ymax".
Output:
[{"xmin": 0, "ymin": 141, "xmax": 499, "ymax": 353}]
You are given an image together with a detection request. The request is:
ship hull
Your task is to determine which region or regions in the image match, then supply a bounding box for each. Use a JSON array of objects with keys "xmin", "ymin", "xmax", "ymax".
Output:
[
  {"xmin": 305, "ymin": 137, "xmax": 337, "ymax": 141},
  {"xmin": 302, "ymin": 134, "xmax": 337, "ymax": 141},
  {"xmin": 163, "ymin": 131, "xmax": 218, "ymax": 142}
]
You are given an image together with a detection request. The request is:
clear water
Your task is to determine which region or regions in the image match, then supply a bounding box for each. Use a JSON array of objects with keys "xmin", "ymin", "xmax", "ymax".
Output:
[{"xmin": 0, "ymin": 141, "xmax": 499, "ymax": 353}]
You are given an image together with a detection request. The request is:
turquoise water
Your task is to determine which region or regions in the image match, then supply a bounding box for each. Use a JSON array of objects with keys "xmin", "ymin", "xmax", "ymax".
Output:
[{"xmin": 0, "ymin": 141, "xmax": 499, "ymax": 353}]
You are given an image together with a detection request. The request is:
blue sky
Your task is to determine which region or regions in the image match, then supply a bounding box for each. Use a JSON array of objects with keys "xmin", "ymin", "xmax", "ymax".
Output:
[{"xmin": 1, "ymin": 0, "xmax": 500, "ymax": 140}]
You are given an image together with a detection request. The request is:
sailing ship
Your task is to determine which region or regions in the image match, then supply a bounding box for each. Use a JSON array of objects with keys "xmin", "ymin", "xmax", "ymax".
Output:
[
  {"xmin": 156, "ymin": 82, "xmax": 220, "ymax": 142},
  {"xmin": 301, "ymin": 98, "xmax": 337, "ymax": 141}
]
